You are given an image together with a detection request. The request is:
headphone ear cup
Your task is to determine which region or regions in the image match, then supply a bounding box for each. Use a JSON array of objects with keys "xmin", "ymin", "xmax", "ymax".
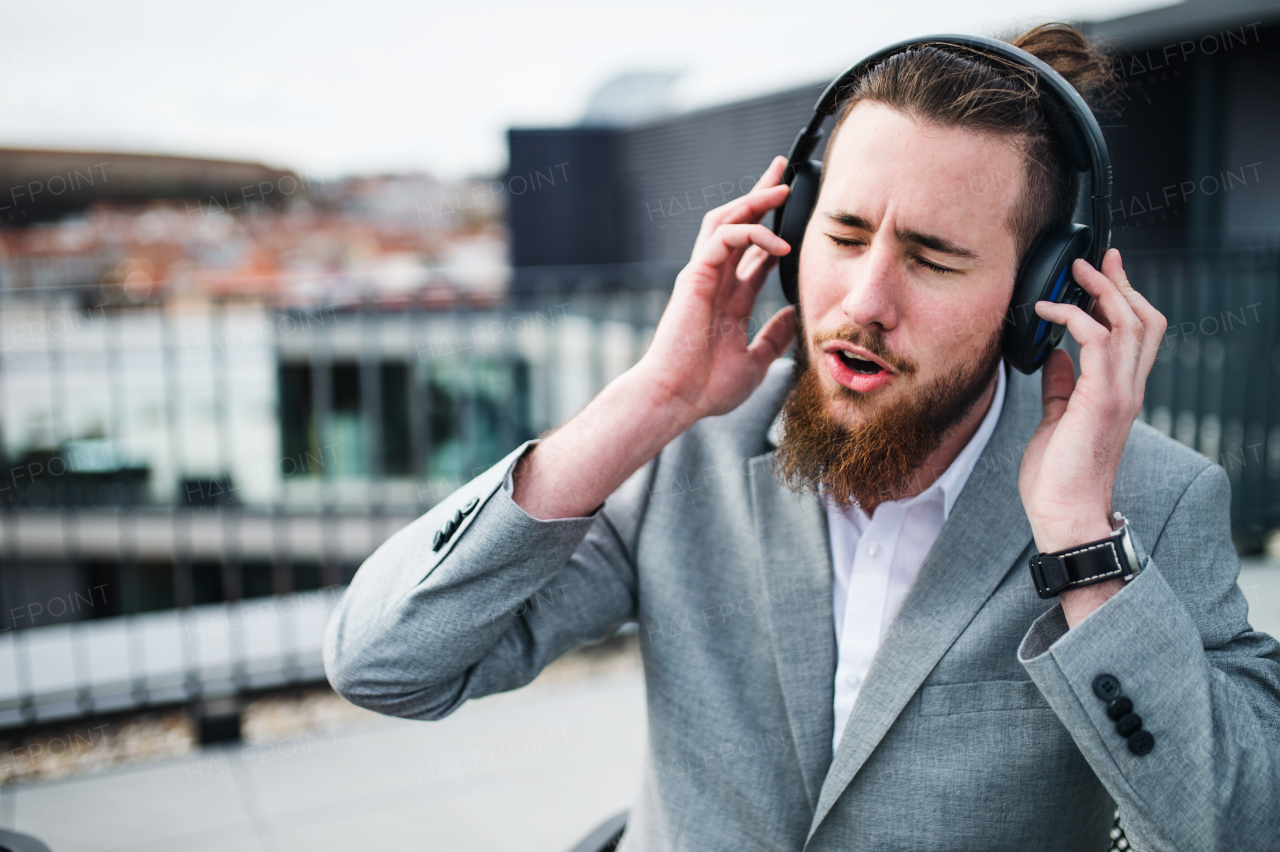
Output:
[
  {"xmin": 774, "ymin": 159, "xmax": 823, "ymax": 305},
  {"xmin": 1003, "ymin": 222, "xmax": 1094, "ymax": 374}
]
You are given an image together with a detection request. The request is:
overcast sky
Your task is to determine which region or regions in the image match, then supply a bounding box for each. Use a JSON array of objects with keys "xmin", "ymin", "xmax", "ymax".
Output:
[{"xmin": 0, "ymin": 0, "xmax": 1170, "ymax": 180}]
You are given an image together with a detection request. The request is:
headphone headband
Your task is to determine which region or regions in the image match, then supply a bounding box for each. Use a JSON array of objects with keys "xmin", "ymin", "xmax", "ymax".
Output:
[
  {"xmin": 773, "ymin": 33, "xmax": 1115, "ymax": 374},
  {"xmin": 783, "ymin": 34, "xmax": 1112, "ymax": 267}
]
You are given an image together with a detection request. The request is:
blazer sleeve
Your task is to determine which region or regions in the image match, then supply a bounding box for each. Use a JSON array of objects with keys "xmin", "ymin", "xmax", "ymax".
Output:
[
  {"xmin": 1018, "ymin": 463, "xmax": 1280, "ymax": 852},
  {"xmin": 322, "ymin": 439, "xmax": 650, "ymax": 720}
]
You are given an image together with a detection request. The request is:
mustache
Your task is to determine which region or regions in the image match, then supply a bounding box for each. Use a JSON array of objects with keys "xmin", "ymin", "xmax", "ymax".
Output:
[{"xmin": 809, "ymin": 324, "xmax": 918, "ymax": 376}]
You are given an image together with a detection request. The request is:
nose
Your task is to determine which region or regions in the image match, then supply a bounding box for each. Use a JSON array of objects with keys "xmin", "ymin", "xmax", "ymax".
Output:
[{"xmin": 839, "ymin": 235, "xmax": 900, "ymax": 331}]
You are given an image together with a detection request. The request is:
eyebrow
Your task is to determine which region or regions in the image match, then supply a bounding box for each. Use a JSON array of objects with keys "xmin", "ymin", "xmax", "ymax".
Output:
[{"xmin": 824, "ymin": 210, "xmax": 979, "ymax": 260}]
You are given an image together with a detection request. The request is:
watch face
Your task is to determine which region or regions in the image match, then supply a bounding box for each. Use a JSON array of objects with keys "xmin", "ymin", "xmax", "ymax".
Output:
[{"xmin": 1116, "ymin": 525, "xmax": 1141, "ymax": 579}]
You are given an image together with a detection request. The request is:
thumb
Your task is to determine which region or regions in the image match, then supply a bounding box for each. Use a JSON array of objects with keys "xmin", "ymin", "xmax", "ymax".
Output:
[
  {"xmin": 748, "ymin": 306, "xmax": 797, "ymax": 372},
  {"xmin": 1040, "ymin": 347, "xmax": 1077, "ymax": 426}
]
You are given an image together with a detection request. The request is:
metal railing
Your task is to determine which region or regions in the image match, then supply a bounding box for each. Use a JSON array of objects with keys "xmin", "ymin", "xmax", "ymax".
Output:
[
  {"xmin": 1, "ymin": 247, "xmax": 1277, "ymax": 728},
  {"xmin": 1125, "ymin": 248, "xmax": 1280, "ymax": 543},
  {"xmin": 0, "ymin": 280, "xmax": 685, "ymax": 726}
]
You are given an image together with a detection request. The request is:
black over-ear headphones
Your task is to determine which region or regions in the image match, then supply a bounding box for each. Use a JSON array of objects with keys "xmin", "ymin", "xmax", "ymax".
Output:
[{"xmin": 772, "ymin": 34, "xmax": 1112, "ymax": 375}]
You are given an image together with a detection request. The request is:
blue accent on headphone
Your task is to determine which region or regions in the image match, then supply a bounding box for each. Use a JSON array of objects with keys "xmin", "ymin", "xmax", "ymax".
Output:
[{"xmin": 1033, "ymin": 266, "xmax": 1072, "ymax": 347}]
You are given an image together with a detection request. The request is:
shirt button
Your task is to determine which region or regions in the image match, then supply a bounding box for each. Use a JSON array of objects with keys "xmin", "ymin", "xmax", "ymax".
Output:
[
  {"xmin": 845, "ymin": 672, "xmax": 862, "ymax": 689},
  {"xmin": 867, "ymin": 543, "xmax": 882, "ymax": 557}
]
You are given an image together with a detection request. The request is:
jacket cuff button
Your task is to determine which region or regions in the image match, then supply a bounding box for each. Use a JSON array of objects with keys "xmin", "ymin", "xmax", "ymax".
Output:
[
  {"xmin": 1105, "ymin": 696, "xmax": 1134, "ymax": 721},
  {"xmin": 1092, "ymin": 673, "xmax": 1121, "ymax": 701},
  {"xmin": 1127, "ymin": 729, "xmax": 1155, "ymax": 756},
  {"xmin": 1115, "ymin": 712, "xmax": 1143, "ymax": 738}
]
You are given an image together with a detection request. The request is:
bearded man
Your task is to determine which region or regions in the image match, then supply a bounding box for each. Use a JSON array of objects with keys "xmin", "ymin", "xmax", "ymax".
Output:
[{"xmin": 325, "ymin": 23, "xmax": 1280, "ymax": 852}]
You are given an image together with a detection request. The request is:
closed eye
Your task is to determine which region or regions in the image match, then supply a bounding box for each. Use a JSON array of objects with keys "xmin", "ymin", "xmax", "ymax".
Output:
[
  {"xmin": 911, "ymin": 254, "xmax": 958, "ymax": 275},
  {"xmin": 826, "ymin": 234, "xmax": 864, "ymax": 249},
  {"xmin": 827, "ymin": 234, "xmax": 958, "ymax": 275}
]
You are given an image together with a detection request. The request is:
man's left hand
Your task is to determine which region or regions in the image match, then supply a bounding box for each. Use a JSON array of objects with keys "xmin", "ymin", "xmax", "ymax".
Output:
[{"xmin": 1018, "ymin": 247, "xmax": 1168, "ymax": 627}]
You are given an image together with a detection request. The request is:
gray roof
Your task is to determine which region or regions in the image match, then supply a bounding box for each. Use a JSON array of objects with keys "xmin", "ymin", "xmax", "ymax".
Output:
[{"xmin": 1084, "ymin": 0, "xmax": 1280, "ymax": 50}]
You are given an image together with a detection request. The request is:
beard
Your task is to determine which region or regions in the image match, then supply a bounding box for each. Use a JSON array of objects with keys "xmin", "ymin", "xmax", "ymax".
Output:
[{"xmin": 773, "ymin": 319, "xmax": 1002, "ymax": 513}]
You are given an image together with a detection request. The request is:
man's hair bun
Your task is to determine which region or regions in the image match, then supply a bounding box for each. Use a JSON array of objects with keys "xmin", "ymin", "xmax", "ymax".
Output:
[{"xmin": 1010, "ymin": 22, "xmax": 1122, "ymax": 111}]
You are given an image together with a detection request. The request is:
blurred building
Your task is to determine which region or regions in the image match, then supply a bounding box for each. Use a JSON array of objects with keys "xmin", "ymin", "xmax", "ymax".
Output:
[
  {"xmin": 0, "ymin": 157, "xmax": 508, "ymax": 302},
  {"xmin": 508, "ymin": 0, "xmax": 1280, "ymax": 292},
  {"xmin": 0, "ymin": 147, "xmax": 656, "ymax": 729},
  {"xmin": 1085, "ymin": 0, "xmax": 1280, "ymax": 248},
  {"xmin": 507, "ymin": 82, "xmax": 826, "ymax": 295},
  {"xmin": 505, "ymin": 0, "xmax": 1280, "ymax": 547},
  {"xmin": 0, "ymin": 149, "xmax": 295, "ymax": 226},
  {"xmin": 4, "ymin": 0, "xmax": 1279, "ymax": 731}
]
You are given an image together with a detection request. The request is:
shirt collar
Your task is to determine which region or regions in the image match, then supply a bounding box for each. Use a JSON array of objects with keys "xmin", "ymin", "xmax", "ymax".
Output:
[{"xmin": 931, "ymin": 361, "xmax": 1005, "ymax": 520}]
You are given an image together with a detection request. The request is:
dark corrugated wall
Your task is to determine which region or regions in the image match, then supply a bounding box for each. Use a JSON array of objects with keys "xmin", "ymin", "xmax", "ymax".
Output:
[{"xmin": 507, "ymin": 81, "xmax": 828, "ymax": 292}]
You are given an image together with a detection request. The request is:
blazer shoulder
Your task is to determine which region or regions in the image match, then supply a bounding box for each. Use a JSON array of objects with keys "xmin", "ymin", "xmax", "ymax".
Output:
[
  {"xmin": 1122, "ymin": 420, "xmax": 1215, "ymax": 485},
  {"xmin": 1114, "ymin": 419, "xmax": 1219, "ymax": 535}
]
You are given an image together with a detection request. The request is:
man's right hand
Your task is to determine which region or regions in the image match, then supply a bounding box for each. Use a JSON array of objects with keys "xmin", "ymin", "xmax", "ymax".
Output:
[
  {"xmin": 635, "ymin": 154, "xmax": 798, "ymax": 423},
  {"xmin": 511, "ymin": 155, "xmax": 797, "ymax": 520}
]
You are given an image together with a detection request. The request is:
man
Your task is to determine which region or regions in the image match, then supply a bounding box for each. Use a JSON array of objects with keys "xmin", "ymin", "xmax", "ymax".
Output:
[{"xmin": 325, "ymin": 25, "xmax": 1280, "ymax": 851}]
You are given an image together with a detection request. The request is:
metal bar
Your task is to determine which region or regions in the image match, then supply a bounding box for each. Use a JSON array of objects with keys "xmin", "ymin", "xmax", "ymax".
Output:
[
  {"xmin": 359, "ymin": 293, "xmax": 383, "ymax": 503},
  {"xmin": 43, "ymin": 296, "xmax": 94, "ymax": 713},
  {"xmin": 105, "ymin": 303, "xmax": 147, "ymax": 707},
  {"xmin": 407, "ymin": 300, "xmax": 429, "ymax": 504},
  {"xmin": 158, "ymin": 300, "xmax": 198, "ymax": 701},
  {"xmin": 310, "ymin": 303, "xmax": 339, "ymax": 588}
]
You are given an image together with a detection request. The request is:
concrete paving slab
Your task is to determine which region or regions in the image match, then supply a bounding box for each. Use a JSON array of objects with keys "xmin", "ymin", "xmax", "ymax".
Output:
[
  {"xmin": 7, "ymin": 668, "xmax": 645, "ymax": 852},
  {"xmin": 16, "ymin": 756, "xmax": 256, "ymax": 852}
]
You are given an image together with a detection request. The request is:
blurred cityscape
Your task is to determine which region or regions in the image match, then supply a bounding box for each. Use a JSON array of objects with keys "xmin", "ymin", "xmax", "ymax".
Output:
[{"xmin": 1, "ymin": 1, "xmax": 1279, "ymax": 850}]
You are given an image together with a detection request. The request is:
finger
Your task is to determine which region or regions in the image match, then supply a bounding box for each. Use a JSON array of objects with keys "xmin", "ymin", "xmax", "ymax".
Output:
[
  {"xmin": 695, "ymin": 184, "xmax": 789, "ymax": 248},
  {"xmin": 1102, "ymin": 249, "xmax": 1167, "ymax": 377},
  {"xmin": 735, "ymin": 244, "xmax": 772, "ymax": 285},
  {"xmin": 724, "ymin": 248, "xmax": 781, "ymax": 320},
  {"xmin": 1071, "ymin": 257, "xmax": 1146, "ymax": 386},
  {"xmin": 1034, "ymin": 300, "xmax": 1109, "ymax": 352},
  {"xmin": 1072, "ymin": 256, "xmax": 1140, "ymax": 336},
  {"xmin": 693, "ymin": 223, "xmax": 790, "ymax": 273},
  {"xmin": 718, "ymin": 238, "xmax": 780, "ymax": 317},
  {"xmin": 677, "ymin": 224, "xmax": 790, "ymax": 311},
  {"xmin": 741, "ymin": 250, "xmax": 781, "ymax": 298},
  {"xmin": 1101, "ymin": 248, "xmax": 1159, "ymax": 324},
  {"xmin": 748, "ymin": 306, "xmax": 797, "ymax": 373},
  {"xmin": 1039, "ymin": 347, "xmax": 1077, "ymax": 426},
  {"xmin": 749, "ymin": 155, "xmax": 788, "ymax": 193}
]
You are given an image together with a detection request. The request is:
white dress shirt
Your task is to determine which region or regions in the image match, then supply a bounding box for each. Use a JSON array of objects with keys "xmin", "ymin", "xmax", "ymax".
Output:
[{"xmin": 827, "ymin": 364, "xmax": 1006, "ymax": 755}]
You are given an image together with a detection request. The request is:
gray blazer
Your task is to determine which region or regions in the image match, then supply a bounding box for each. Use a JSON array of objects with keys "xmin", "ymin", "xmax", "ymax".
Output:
[{"xmin": 324, "ymin": 360, "xmax": 1280, "ymax": 851}]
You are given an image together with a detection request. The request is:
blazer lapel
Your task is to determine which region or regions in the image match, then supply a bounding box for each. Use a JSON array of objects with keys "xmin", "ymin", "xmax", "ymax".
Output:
[
  {"xmin": 805, "ymin": 366, "xmax": 1042, "ymax": 845},
  {"xmin": 748, "ymin": 452, "xmax": 836, "ymax": 814}
]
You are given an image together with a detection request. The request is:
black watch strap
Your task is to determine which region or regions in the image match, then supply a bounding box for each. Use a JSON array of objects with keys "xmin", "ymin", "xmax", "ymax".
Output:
[{"xmin": 1028, "ymin": 516, "xmax": 1142, "ymax": 599}]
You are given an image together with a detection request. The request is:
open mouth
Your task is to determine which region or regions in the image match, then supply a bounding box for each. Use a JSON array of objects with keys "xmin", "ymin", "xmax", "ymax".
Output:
[
  {"xmin": 835, "ymin": 349, "xmax": 885, "ymax": 375},
  {"xmin": 824, "ymin": 344, "xmax": 896, "ymax": 393}
]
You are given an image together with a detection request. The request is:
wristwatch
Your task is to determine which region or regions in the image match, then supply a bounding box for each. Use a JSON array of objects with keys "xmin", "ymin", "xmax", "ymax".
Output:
[{"xmin": 1028, "ymin": 512, "xmax": 1147, "ymax": 599}]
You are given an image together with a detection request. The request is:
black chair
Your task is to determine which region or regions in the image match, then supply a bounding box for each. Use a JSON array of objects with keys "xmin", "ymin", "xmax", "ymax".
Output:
[
  {"xmin": 567, "ymin": 811, "xmax": 627, "ymax": 852},
  {"xmin": 0, "ymin": 829, "xmax": 52, "ymax": 852}
]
